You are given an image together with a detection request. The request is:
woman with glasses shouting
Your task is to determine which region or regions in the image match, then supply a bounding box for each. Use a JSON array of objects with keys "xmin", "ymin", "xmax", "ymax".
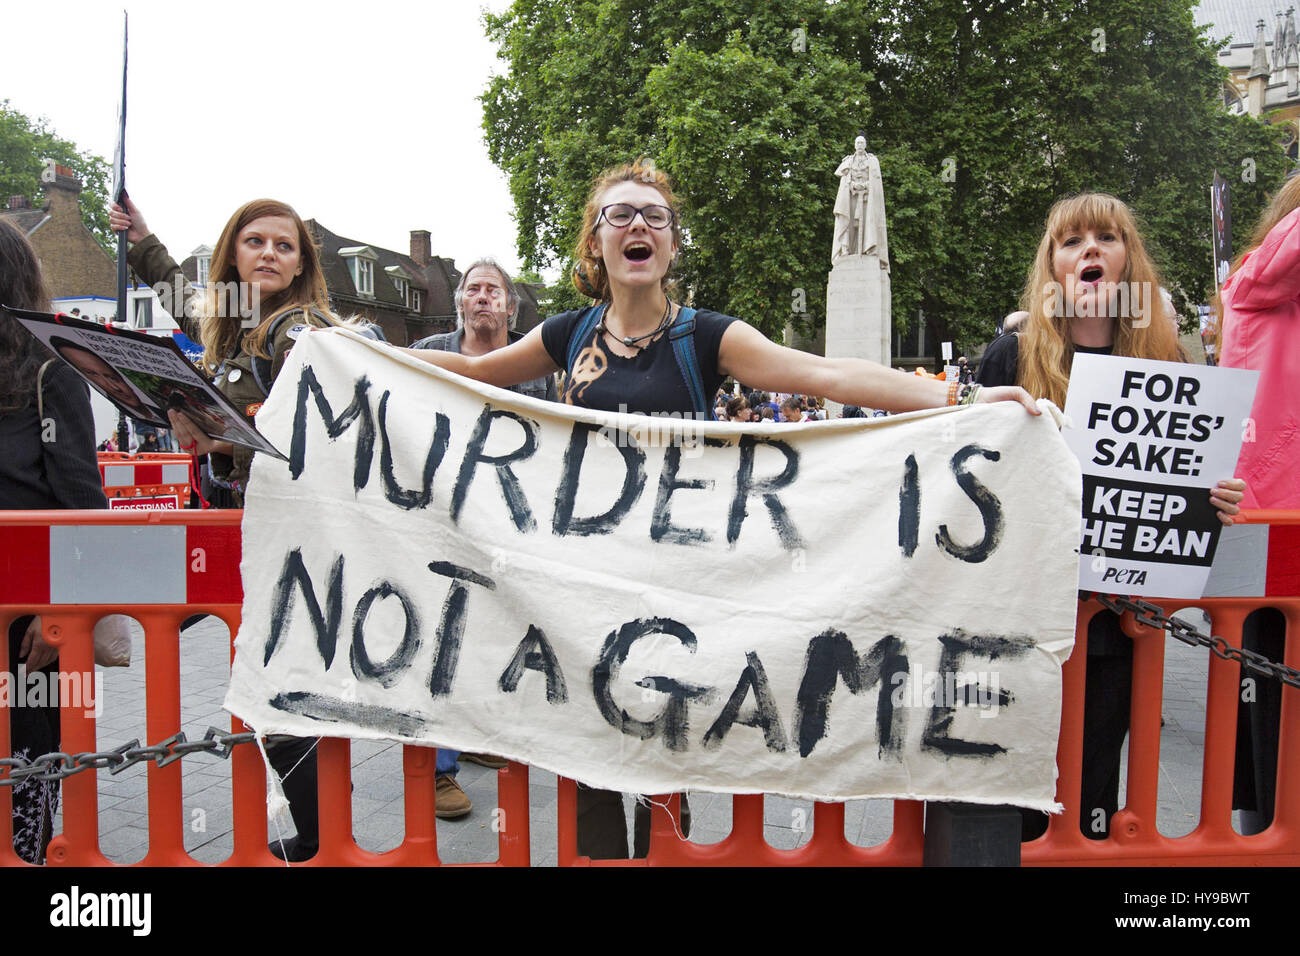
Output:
[
  {"xmin": 407, "ymin": 159, "xmax": 1039, "ymax": 859},
  {"xmin": 411, "ymin": 159, "xmax": 1038, "ymax": 422}
]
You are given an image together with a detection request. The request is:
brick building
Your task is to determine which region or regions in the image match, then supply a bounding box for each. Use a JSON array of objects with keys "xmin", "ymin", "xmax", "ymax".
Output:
[
  {"xmin": 132, "ymin": 217, "xmax": 540, "ymax": 346},
  {"xmin": 1, "ymin": 161, "xmax": 117, "ymax": 311},
  {"xmin": 306, "ymin": 222, "xmax": 458, "ymax": 345},
  {"xmin": 162, "ymin": 223, "xmax": 472, "ymax": 346}
]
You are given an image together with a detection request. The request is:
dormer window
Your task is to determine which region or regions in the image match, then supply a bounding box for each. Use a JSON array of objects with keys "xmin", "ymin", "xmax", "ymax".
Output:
[
  {"xmin": 340, "ymin": 246, "xmax": 378, "ymax": 296},
  {"xmin": 192, "ymin": 244, "xmax": 213, "ymax": 287},
  {"xmin": 387, "ymin": 264, "xmax": 422, "ymax": 311},
  {"xmin": 386, "ymin": 265, "xmax": 409, "ymax": 303}
]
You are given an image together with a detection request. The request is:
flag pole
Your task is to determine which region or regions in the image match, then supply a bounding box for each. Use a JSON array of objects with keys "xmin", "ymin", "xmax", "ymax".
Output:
[{"xmin": 112, "ymin": 11, "xmax": 129, "ymax": 450}]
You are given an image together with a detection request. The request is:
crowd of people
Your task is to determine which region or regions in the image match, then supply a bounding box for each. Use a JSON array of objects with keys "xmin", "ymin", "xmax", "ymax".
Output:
[
  {"xmin": 713, "ymin": 389, "xmax": 828, "ymax": 423},
  {"xmin": 3, "ymin": 153, "xmax": 1296, "ymax": 864}
]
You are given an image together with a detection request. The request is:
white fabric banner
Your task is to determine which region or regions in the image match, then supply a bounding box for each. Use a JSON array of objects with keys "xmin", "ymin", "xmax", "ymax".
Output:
[{"xmin": 223, "ymin": 329, "xmax": 1082, "ymax": 810}]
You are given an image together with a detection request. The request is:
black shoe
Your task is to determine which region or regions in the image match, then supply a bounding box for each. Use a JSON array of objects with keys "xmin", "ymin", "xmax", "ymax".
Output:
[{"xmin": 268, "ymin": 835, "xmax": 318, "ymax": 862}]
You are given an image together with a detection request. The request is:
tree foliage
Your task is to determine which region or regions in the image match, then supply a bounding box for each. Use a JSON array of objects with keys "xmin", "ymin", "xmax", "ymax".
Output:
[
  {"xmin": 482, "ymin": 0, "xmax": 1289, "ymax": 354},
  {"xmin": 0, "ymin": 100, "xmax": 114, "ymax": 254}
]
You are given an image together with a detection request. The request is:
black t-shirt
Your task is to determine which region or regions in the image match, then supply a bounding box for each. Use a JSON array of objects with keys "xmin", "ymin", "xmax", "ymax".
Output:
[
  {"xmin": 975, "ymin": 332, "xmax": 1115, "ymax": 387},
  {"xmin": 974, "ymin": 332, "xmax": 1021, "ymax": 388},
  {"xmin": 541, "ymin": 307, "xmax": 739, "ymax": 416},
  {"xmin": 976, "ymin": 332, "xmax": 1129, "ymax": 655}
]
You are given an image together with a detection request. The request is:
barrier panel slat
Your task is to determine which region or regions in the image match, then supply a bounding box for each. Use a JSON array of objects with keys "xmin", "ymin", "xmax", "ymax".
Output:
[{"xmin": 1, "ymin": 509, "xmax": 1296, "ymax": 866}]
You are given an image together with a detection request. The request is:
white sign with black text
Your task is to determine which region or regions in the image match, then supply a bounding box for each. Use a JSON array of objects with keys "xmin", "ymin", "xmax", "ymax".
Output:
[{"xmin": 1062, "ymin": 354, "xmax": 1259, "ymax": 597}]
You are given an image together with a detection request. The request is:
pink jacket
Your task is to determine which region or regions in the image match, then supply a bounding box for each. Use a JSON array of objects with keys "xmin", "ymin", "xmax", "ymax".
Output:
[{"xmin": 1219, "ymin": 205, "xmax": 1300, "ymax": 509}]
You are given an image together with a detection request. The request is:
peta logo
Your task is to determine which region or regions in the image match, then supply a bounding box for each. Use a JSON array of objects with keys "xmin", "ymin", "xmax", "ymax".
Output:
[{"xmin": 49, "ymin": 886, "xmax": 151, "ymax": 936}]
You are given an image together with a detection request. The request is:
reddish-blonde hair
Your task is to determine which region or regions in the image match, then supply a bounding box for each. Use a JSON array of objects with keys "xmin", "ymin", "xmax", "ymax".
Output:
[
  {"xmin": 571, "ymin": 159, "xmax": 683, "ymax": 301},
  {"xmin": 1017, "ymin": 192, "xmax": 1184, "ymax": 408}
]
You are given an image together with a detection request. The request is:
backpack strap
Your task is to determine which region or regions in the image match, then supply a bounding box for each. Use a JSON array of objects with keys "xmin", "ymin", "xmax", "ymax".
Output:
[
  {"xmin": 668, "ymin": 307, "xmax": 711, "ymax": 418},
  {"xmin": 250, "ymin": 309, "xmax": 308, "ymax": 397},
  {"xmin": 565, "ymin": 305, "xmax": 606, "ymax": 374}
]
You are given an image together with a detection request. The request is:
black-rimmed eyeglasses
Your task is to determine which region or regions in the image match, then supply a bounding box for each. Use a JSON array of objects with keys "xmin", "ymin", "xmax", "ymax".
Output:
[{"xmin": 598, "ymin": 203, "xmax": 675, "ymax": 229}]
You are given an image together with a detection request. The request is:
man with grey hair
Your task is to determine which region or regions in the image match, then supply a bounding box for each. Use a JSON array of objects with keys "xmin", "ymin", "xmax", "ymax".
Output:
[
  {"xmin": 411, "ymin": 258, "xmax": 556, "ymax": 818},
  {"xmin": 412, "ymin": 258, "xmax": 557, "ymax": 401}
]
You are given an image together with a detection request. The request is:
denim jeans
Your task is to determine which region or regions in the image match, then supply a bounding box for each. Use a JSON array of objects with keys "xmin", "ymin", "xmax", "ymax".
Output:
[{"xmin": 436, "ymin": 748, "xmax": 460, "ymax": 776}]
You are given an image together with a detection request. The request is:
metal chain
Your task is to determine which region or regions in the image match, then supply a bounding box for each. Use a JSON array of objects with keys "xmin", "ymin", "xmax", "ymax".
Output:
[
  {"xmin": 5, "ymin": 596, "xmax": 1293, "ymax": 785},
  {"xmin": 1087, "ymin": 592, "xmax": 1300, "ymax": 690},
  {"xmin": 0, "ymin": 728, "xmax": 257, "ymax": 788}
]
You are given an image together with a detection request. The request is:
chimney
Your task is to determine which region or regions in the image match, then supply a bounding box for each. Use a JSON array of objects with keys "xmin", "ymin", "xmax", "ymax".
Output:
[
  {"xmin": 8, "ymin": 195, "xmax": 31, "ymax": 210},
  {"xmin": 40, "ymin": 159, "xmax": 83, "ymax": 204},
  {"xmin": 410, "ymin": 229, "xmax": 431, "ymax": 266}
]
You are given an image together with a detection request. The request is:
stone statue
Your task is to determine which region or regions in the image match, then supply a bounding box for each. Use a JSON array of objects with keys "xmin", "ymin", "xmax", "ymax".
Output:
[{"xmin": 833, "ymin": 135, "xmax": 889, "ymax": 270}]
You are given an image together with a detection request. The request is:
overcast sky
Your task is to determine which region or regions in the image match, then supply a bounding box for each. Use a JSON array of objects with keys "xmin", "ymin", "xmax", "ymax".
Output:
[{"xmin": 2, "ymin": 0, "xmax": 528, "ymax": 275}]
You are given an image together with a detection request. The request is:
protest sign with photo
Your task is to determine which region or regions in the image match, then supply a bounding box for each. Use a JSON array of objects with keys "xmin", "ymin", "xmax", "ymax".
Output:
[
  {"xmin": 224, "ymin": 329, "xmax": 1083, "ymax": 810},
  {"xmin": 1062, "ymin": 354, "xmax": 1259, "ymax": 598},
  {"xmin": 5, "ymin": 307, "xmax": 284, "ymax": 459}
]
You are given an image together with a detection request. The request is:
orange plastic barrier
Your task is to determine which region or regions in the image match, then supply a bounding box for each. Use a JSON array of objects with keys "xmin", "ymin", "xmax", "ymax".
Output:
[
  {"xmin": 97, "ymin": 452, "xmax": 192, "ymax": 509},
  {"xmin": 0, "ymin": 508, "xmax": 1295, "ymax": 866}
]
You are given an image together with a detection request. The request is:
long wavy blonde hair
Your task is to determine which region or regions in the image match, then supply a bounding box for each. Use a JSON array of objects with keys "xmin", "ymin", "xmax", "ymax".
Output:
[
  {"xmin": 195, "ymin": 199, "xmax": 342, "ymax": 374},
  {"xmin": 1017, "ymin": 193, "xmax": 1184, "ymax": 408}
]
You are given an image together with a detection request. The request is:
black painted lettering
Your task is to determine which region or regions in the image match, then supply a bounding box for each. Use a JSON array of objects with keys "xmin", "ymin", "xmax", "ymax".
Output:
[
  {"xmin": 635, "ymin": 675, "xmax": 714, "ymax": 752},
  {"xmin": 592, "ymin": 617, "xmax": 704, "ymax": 750},
  {"xmin": 350, "ymin": 581, "xmax": 420, "ymax": 688},
  {"xmin": 702, "ymin": 651, "xmax": 787, "ymax": 753},
  {"xmin": 921, "ymin": 629, "xmax": 1031, "ymax": 757},
  {"xmin": 426, "ymin": 561, "xmax": 497, "ymax": 697},
  {"xmin": 289, "ymin": 365, "xmax": 375, "ymax": 491},
  {"xmin": 498, "ymin": 624, "xmax": 569, "ymax": 704},
  {"xmin": 651, "ymin": 438, "xmax": 718, "ymax": 545},
  {"xmin": 552, "ymin": 422, "xmax": 646, "ymax": 536},
  {"xmin": 726, "ymin": 436, "xmax": 805, "ymax": 551},
  {"xmin": 378, "ymin": 391, "xmax": 450, "ymax": 510},
  {"xmin": 898, "ymin": 452, "xmax": 920, "ymax": 557},
  {"xmin": 935, "ymin": 444, "xmax": 1004, "ymax": 563},
  {"xmin": 793, "ymin": 630, "xmax": 909, "ymax": 758},
  {"xmin": 266, "ymin": 548, "xmax": 344, "ymax": 668},
  {"xmin": 450, "ymin": 405, "xmax": 539, "ymax": 532}
]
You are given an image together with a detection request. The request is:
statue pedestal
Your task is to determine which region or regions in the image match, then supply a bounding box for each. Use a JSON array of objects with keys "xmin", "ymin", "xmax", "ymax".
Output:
[{"xmin": 825, "ymin": 254, "xmax": 891, "ymax": 415}]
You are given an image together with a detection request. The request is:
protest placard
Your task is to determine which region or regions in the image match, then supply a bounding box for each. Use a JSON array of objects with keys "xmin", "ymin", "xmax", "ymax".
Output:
[
  {"xmin": 1062, "ymin": 354, "xmax": 1259, "ymax": 598},
  {"xmin": 224, "ymin": 329, "xmax": 1083, "ymax": 810},
  {"xmin": 5, "ymin": 307, "xmax": 284, "ymax": 458}
]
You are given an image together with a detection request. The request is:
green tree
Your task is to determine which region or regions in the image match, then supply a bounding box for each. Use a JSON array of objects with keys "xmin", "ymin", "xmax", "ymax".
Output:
[
  {"xmin": 482, "ymin": 0, "xmax": 1288, "ymax": 356},
  {"xmin": 868, "ymin": 0, "xmax": 1288, "ymax": 350},
  {"xmin": 0, "ymin": 100, "xmax": 114, "ymax": 254}
]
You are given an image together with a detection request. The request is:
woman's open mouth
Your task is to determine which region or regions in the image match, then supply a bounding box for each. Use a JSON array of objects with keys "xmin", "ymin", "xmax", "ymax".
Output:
[
  {"xmin": 1080, "ymin": 265, "xmax": 1104, "ymax": 283},
  {"xmin": 624, "ymin": 243, "xmax": 652, "ymax": 262}
]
